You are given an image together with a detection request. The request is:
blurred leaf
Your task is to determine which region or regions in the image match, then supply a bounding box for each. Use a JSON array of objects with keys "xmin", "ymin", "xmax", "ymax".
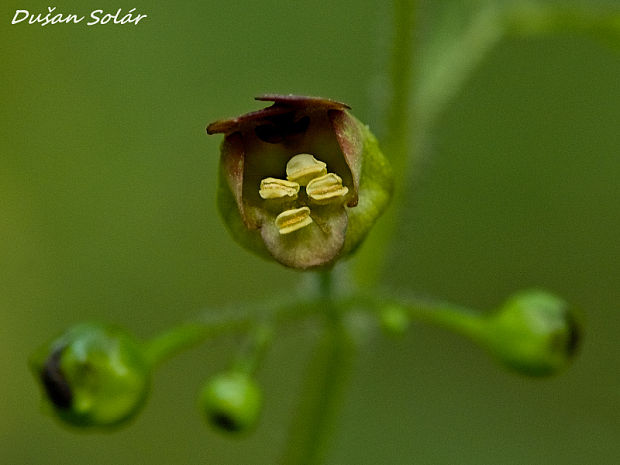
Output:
[
  {"xmin": 414, "ymin": 0, "xmax": 620, "ymax": 131},
  {"xmin": 505, "ymin": 2, "xmax": 620, "ymax": 49},
  {"xmin": 415, "ymin": 1, "xmax": 504, "ymax": 130}
]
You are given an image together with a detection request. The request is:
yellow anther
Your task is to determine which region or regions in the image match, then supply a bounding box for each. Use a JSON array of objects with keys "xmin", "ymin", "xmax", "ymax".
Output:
[
  {"xmin": 275, "ymin": 207, "xmax": 313, "ymax": 234},
  {"xmin": 286, "ymin": 154, "xmax": 327, "ymax": 186},
  {"xmin": 259, "ymin": 177, "xmax": 300, "ymax": 200},
  {"xmin": 306, "ymin": 173, "xmax": 349, "ymax": 204}
]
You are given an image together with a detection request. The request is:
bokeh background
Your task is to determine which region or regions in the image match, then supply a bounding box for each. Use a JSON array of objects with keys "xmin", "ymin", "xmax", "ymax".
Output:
[{"xmin": 1, "ymin": 0, "xmax": 619, "ymax": 464}]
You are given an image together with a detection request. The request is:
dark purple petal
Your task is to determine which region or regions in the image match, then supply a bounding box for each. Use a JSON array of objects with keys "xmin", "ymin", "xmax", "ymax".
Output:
[
  {"xmin": 207, "ymin": 95, "xmax": 350, "ymax": 136},
  {"xmin": 255, "ymin": 94, "xmax": 350, "ymax": 111}
]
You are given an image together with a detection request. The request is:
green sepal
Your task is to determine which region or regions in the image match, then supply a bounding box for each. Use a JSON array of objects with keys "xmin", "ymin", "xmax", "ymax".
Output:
[{"xmin": 342, "ymin": 121, "xmax": 393, "ymax": 257}]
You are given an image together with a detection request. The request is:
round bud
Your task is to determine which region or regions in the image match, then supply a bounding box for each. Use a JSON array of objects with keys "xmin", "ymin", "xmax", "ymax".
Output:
[
  {"xmin": 199, "ymin": 371, "xmax": 262, "ymax": 434},
  {"xmin": 379, "ymin": 305, "xmax": 410, "ymax": 336},
  {"xmin": 30, "ymin": 322, "xmax": 150, "ymax": 428},
  {"xmin": 484, "ymin": 290, "xmax": 581, "ymax": 376}
]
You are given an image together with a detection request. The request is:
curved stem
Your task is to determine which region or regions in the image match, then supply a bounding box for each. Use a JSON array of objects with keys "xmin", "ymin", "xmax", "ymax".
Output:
[
  {"xmin": 143, "ymin": 298, "xmax": 318, "ymax": 367},
  {"xmin": 143, "ymin": 322, "xmax": 222, "ymax": 368}
]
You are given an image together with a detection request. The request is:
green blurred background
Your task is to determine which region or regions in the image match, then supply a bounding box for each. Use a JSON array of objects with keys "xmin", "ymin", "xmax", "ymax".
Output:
[{"xmin": 1, "ymin": 0, "xmax": 619, "ymax": 463}]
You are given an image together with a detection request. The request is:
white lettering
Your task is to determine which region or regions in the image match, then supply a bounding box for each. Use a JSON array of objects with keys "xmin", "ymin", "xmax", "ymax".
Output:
[
  {"xmin": 39, "ymin": 6, "xmax": 56, "ymax": 27},
  {"xmin": 11, "ymin": 10, "xmax": 29, "ymax": 24},
  {"xmin": 132, "ymin": 13, "xmax": 147, "ymax": 25},
  {"xmin": 87, "ymin": 10, "xmax": 102, "ymax": 25},
  {"xmin": 63, "ymin": 14, "xmax": 84, "ymax": 24},
  {"xmin": 13, "ymin": 8, "xmax": 146, "ymax": 26},
  {"xmin": 50, "ymin": 13, "xmax": 64, "ymax": 24},
  {"xmin": 120, "ymin": 8, "xmax": 136, "ymax": 24}
]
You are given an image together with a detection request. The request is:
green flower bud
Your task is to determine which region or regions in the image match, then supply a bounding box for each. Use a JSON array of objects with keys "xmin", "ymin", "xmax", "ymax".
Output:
[
  {"xmin": 379, "ymin": 305, "xmax": 410, "ymax": 336},
  {"xmin": 483, "ymin": 290, "xmax": 581, "ymax": 376},
  {"xmin": 207, "ymin": 94, "xmax": 393, "ymax": 270},
  {"xmin": 30, "ymin": 322, "xmax": 150, "ymax": 429},
  {"xmin": 199, "ymin": 371, "xmax": 262, "ymax": 434}
]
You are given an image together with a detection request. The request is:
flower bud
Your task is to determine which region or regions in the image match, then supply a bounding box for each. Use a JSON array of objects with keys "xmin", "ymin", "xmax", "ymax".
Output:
[
  {"xmin": 30, "ymin": 322, "xmax": 150, "ymax": 428},
  {"xmin": 483, "ymin": 290, "xmax": 581, "ymax": 376},
  {"xmin": 207, "ymin": 95, "xmax": 393, "ymax": 269},
  {"xmin": 199, "ymin": 371, "xmax": 262, "ymax": 434},
  {"xmin": 379, "ymin": 305, "xmax": 410, "ymax": 336}
]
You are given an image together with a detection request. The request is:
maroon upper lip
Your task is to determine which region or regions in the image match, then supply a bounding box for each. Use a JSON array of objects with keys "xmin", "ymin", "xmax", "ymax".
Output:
[{"xmin": 206, "ymin": 94, "xmax": 350, "ymax": 135}]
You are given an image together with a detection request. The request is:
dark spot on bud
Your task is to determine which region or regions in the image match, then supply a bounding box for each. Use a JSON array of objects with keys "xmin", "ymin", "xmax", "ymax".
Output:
[
  {"xmin": 548, "ymin": 309, "xmax": 581, "ymax": 362},
  {"xmin": 565, "ymin": 311, "xmax": 581, "ymax": 357},
  {"xmin": 41, "ymin": 347, "xmax": 72, "ymax": 409},
  {"xmin": 211, "ymin": 412, "xmax": 241, "ymax": 432},
  {"xmin": 255, "ymin": 113, "xmax": 310, "ymax": 143}
]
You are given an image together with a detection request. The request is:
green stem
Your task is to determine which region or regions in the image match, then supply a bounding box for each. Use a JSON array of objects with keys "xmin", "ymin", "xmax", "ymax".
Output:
[
  {"xmin": 143, "ymin": 299, "xmax": 317, "ymax": 367},
  {"xmin": 318, "ymin": 269, "xmax": 334, "ymax": 302},
  {"xmin": 342, "ymin": 293, "xmax": 486, "ymax": 343},
  {"xmin": 385, "ymin": 0, "xmax": 417, "ymax": 178},
  {"xmin": 143, "ymin": 323, "xmax": 220, "ymax": 367},
  {"xmin": 280, "ymin": 271, "xmax": 354, "ymax": 465},
  {"xmin": 394, "ymin": 299, "xmax": 485, "ymax": 342},
  {"xmin": 233, "ymin": 324, "xmax": 274, "ymax": 375},
  {"xmin": 355, "ymin": 0, "xmax": 418, "ymax": 287},
  {"xmin": 142, "ymin": 290, "xmax": 487, "ymax": 370}
]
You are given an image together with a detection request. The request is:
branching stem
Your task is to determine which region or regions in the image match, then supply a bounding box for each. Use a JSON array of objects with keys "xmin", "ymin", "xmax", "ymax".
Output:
[
  {"xmin": 143, "ymin": 290, "xmax": 487, "ymax": 369},
  {"xmin": 143, "ymin": 298, "xmax": 317, "ymax": 367}
]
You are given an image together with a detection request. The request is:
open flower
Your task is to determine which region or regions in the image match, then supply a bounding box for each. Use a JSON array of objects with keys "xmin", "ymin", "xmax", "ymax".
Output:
[{"xmin": 207, "ymin": 95, "xmax": 392, "ymax": 269}]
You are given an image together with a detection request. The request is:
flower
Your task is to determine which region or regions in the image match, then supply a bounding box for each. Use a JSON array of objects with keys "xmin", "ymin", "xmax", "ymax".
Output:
[{"xmin": 207, "ymin": 95, "xmax": 392, "ymax": 269}]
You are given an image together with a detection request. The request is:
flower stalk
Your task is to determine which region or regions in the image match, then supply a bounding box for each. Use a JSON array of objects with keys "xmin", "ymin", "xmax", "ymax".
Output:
[{"xmin": 280, "ymin": 271, "xmax": 354, "ymax": 465}]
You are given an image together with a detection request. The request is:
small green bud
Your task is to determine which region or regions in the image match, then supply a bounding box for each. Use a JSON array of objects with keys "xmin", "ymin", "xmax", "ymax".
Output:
[
  {"xmin": 207, "ymin": 94, "xmax": 393, "ymax": 270},
  {"xmin": 379, "ymin": 305, "xmax": 410, "ymax": 336},
  {"xmin": 483, "ymin": 290, "xmax": 581, "ymax": 376},
  {"xmin": 199, "ymin": 371, "xmax": 262, "ymax": 434},
  {"xmin": 30, "ymin": 322, "xmax": 150, "ymax": 429}
]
